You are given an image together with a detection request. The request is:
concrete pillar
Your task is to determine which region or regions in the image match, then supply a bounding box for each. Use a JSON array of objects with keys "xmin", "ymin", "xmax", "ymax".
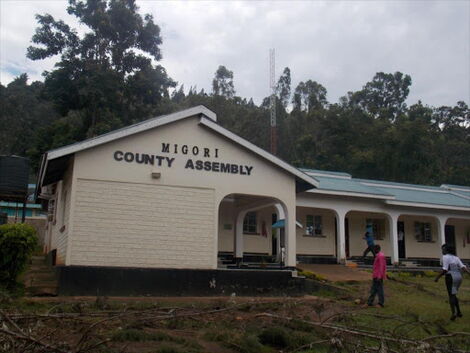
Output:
[
  {"xmin": 437, "ymin": 216, "xmax": 448, "ymax": 246},
  {"xmin": 335, "ymin": 210, "xmax": 347, "ymax": 264},
  {"xmin": 274, "ymin": 204, "xmax": 284, "ymax": 262},
  {"xmin": 284, "ymin": 204, "xmax": 297, "ymax": 268},
  {"xmin": 387, "ymin": 213, "xmax": 400, "ymax": 266},
  {"xmin": 234, "ymin": 211, "xmax": 247, "ymax": 260}
]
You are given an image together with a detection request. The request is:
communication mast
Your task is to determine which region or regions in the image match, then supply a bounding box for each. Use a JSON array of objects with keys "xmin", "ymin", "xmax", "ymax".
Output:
[{"xmin": 269, "ymin": 48, "xmax": 277, "ymax": 155}]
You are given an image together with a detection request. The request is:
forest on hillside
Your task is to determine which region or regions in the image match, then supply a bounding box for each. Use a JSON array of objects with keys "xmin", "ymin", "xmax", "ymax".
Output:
[{"xmin": 1, "ymin": 0, "xmax": 469, "ymax": 186}]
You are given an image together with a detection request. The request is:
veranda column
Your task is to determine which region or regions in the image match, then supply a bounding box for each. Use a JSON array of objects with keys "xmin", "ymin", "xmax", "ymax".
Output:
[
  {"xmin": 234, "ymin": 211, "xmax": 247, "ymax": 260},
  {"xmin": 388, "ymin": 213, "xmax": 399, "ymax": 266},
  {"xmin": 335, "ymin": 210, "xmax": 347, "ymax": 264},
  {"xmin": 437, "ymin": 216, "xmax": 447, "ymax": 246},
  {"xmin": 285, "ymin": 204, "xmax": 297, "ymax": 268}
]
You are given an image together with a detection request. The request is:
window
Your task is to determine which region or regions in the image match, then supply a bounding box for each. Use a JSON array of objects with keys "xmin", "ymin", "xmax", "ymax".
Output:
[
  {"xmin": 414, "ymin": 222, "xmax": 432, "ymax": 242},
  {"xmin": 243, "ymin": 212, "xmax": 257, "ymax": 234},
  {"xmin": 366, "ymin": 218, "xmax": 385, "ymax": 240},
  {"xmin": 61, "ymin": 188, "xmax": 67, "ymax": 226},
  {"xmin": 306, "ymin": 215, "xmax": 322, "ymax": 236}
]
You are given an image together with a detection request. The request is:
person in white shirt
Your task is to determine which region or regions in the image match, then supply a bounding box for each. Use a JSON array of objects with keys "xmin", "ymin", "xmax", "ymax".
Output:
[{"xmin": 435, "ymin": 244, "xmax": 470, "ymax": 320}]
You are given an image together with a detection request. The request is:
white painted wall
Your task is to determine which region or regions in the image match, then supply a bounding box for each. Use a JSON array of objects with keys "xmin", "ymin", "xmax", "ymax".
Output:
[
  {"xmin": 65, "ymin": 116, "xmax": 297, "ymax": 268},
  {"xmin": 296, "ymin": 207, "xmax": 336, "ymax": 255}
]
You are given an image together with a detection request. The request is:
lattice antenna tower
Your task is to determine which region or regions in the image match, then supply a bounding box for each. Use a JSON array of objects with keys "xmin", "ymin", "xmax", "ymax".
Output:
[{"xmin": 269, "ymin": 48, "xmax": 277, "ymax": 155}]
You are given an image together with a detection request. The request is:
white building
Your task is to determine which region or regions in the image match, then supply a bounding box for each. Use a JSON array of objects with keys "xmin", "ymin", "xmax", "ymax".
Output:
[{"xmin": 36, "ymin": 106, "xmax": 470, "ymax": 294}]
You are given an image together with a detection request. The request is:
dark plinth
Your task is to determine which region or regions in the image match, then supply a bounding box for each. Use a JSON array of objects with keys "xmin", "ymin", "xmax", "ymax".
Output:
[{"xmin": 56, "ymin": 265, "xmax": 306, "ymax": 297}]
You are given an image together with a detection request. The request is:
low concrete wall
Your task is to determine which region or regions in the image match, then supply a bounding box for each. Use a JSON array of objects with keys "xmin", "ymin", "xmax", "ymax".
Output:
[{"xmin": 56, "ymin": 266, "xmax": 306, "ymax": 297}]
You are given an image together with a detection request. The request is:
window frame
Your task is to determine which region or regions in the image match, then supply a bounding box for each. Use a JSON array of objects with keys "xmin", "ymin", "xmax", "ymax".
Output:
[
  {"xmin": 414, "ymin": 221, "xmax": 433, "ymax": 242},
  {"xmin": 243, "ymin": 211, "xmax": 258, "ymax": 234},
  {"xmin": 305, "ymin": 214, "xmax": 323, "ymax": 237}
]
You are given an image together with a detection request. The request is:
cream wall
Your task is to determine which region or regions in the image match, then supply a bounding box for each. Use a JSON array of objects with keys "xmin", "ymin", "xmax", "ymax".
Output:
[
  {"xmin": 218, "ymin": 202, "xmax": 275, "ymax": 255},
  {"xmin": 399, "ymin": 215, "xmax": 440, "ymax": 259},
  {"xmin": 68, "ymin": 116, "xmax": 297, "ymax": 269},
  {"xmin": 296, "ymin": 207, "xmax": 336, "ymax": 255},
  {"xmin": 347, "ymin": 212, "xmax": 391, "ymax": 257},
  {"xmin": 46, "ymin": 160, "xmax": 74, "ymax": 264}
]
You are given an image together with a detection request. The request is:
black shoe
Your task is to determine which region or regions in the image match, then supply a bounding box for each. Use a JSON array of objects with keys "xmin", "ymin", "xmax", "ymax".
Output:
[
  {"xmin": 450, "ymin": 315, "xmax": 457, "ymax": 321},
  {"xmin": 457, "ymin": 313, "xmax": 463, "ymax": 318}
]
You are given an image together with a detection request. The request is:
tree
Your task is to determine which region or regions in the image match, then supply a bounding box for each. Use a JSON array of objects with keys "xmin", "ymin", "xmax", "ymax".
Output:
[
  {"xmin": 212, "ymin": 65, "xmax": 235, "ymax": 98},
  {"xmin": 292, "ymin": 80, "xmax": 328, "ymax": 112},
  {"xmin": 276, "ymin": 67, "xmax": 291, "ymax": 109},
  {"xmin": 346, "ymin": 72, "xmax": 412, "ymax": 120},
  {"xmin": 0, "ymin": 74, "xmax": 58, "ymax": 157},
  {"xmin": 27, "ymin": 0, "xmax": 174, "ymax": 138}
]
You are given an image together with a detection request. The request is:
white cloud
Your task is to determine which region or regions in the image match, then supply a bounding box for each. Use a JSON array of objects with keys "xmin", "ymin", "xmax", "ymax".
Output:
[{"xmin": 1, "ymin": 0, "xmax": 468, "ymax": 107}]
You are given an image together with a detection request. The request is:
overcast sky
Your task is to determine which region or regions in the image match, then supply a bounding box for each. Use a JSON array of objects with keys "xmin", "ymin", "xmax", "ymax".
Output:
[{"xmin": 1, "ymin": 0, "xmax": 469, "ymax": 107}]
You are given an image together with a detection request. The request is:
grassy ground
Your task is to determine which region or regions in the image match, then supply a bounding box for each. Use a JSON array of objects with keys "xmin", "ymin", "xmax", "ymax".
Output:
[{"xmin": 1, "ymin": 272, "xmax": 469, "ymax": 353}]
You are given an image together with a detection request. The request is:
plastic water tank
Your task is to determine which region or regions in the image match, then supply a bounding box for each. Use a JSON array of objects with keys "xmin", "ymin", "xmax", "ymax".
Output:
[{"xmin": 0, "ymin": 155, "xmax": 30, "ymax": 201}]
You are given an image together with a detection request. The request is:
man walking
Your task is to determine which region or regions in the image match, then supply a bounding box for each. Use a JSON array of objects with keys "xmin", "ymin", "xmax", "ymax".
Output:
[
  {"xmin": 366, "ymin": 244, "xmax": 386, "ymax": 307},
  {"xmin": 362, "ymin": 231, "xmax": 375, "ymax": 258}
]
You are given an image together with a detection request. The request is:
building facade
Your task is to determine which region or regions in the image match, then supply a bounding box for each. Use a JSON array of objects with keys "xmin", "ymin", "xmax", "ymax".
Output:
[{"xmin": 37, "ymin": 106, "xmax": 470, "ymax": 279}]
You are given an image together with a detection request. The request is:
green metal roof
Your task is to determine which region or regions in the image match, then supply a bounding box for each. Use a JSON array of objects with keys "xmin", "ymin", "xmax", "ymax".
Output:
[
  {"xmin": 301, "ymin": 169, "xmax": 470, "ymax": 210},
  {"xmin": 313, "ymin": 176, "xmax": 393, "ymax": 196},
  {"xmin": 373, "ymin": 186, "xmax": 470, "ymax": 208}
]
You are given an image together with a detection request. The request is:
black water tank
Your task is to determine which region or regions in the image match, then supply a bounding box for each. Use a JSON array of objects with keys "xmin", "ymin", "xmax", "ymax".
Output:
[{"xmin": 0, "ymin": 156, "xmax": 30, "ymax": 202}]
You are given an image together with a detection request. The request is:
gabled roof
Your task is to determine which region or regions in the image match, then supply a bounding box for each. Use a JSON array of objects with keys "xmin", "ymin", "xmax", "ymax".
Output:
[{"xmin": 37, "ymin": 106, "xmax": 318, "ymax": 194}]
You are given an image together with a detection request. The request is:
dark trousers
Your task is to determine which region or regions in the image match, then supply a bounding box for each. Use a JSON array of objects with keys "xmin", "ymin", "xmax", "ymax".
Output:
[
  {"xmin": 367, "ymin": 278, "xmax": 384, "ymax": 306},
  {"xmin": 362, "ymin": 245, "xmax": 375, "ymax": 258},
  {"xmin": 445, "ymin": 274, "xmax": 461, "ymax": 316}
]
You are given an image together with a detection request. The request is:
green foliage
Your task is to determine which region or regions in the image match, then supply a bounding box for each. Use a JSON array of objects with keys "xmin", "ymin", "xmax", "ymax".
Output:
[
  {"xmin": 423, "ymin": 270, "xmax": 438, "ymax": 278},
  {"xmin": 236, "ymin": 334, "xmax": 268, "ymax": 353},
  {"xmin": 298, "ymin": 270, "xmax": 327, "ymax": 282},
  {"xmin": 0, "ymin": 224, "xmax": 38, "ymax": 285},
  {"xmin": 258, "ymin": 326, "xmax": 290, "ymax": 348}
]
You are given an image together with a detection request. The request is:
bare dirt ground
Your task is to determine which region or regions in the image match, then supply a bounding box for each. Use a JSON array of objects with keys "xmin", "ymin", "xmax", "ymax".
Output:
[{"xmin": 297, "ymin": 264, "xmax": 371, "ymax": 282}]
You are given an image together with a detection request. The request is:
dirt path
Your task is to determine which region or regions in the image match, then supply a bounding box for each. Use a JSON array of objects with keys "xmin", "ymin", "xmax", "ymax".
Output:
[{"xmin": 298, "ymin": 264, "xmax": 371, "ymax": 282}]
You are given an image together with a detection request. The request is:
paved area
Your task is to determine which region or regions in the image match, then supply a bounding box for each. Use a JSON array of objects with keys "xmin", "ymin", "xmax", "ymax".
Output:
[{"xmin": 298, "ymin": 264, "xmax": 371, "ymax": 282}]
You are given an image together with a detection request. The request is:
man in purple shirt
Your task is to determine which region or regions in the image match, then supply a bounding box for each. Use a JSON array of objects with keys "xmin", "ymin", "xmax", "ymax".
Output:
[{"xmin": 367, "ymin": 244, "xmax": 387, "ymax": 307}]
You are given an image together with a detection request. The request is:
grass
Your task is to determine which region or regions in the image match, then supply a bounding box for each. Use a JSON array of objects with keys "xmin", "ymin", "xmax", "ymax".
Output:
[{"xmin": 1, "ymin": 271, "xmax": 469, "ymax": 353}]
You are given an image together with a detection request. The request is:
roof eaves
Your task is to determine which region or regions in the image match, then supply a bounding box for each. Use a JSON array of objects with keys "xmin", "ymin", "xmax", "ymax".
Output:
[
  {"xmin": 307, "ymin": 188, "xmax": 395, "ymax": 200},
  {"xmin": 301, "ymin": 168, "xmax": 352, "ymax": 179},
  {"xmin": 385, "ymin": 200, "xmax": 470, "ymax": 212},
  {"xmin": 198, "ymin": 117, "xmax": 319, "ymax": 189}
]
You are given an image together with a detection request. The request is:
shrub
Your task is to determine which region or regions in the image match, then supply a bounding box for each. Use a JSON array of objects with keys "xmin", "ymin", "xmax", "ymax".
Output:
[
  {"xmin": 0, "ymin": 223, "xmax": 37, "ymax": 285},
  {"xmin": 258, "ymin": 326, "xmax": 290, "ymax": 348},
  {"xmin": 298, "ymin": 270, "xmax": 327, "ymax": 282}
]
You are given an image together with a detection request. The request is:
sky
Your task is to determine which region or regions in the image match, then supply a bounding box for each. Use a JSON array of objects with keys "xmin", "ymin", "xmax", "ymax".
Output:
[{"xmin": 0, "ymin": 0, "xmax": 469, "ymax": 108}]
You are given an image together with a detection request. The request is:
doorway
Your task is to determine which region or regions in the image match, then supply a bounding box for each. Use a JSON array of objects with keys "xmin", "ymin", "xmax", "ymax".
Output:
[
  {"xmin": 445, "ymin": 225, "xmax": 456, "ymax": 255},
  {"xmin": 398, "ymin": 221, "xmax": 406, "ymax": 259}
]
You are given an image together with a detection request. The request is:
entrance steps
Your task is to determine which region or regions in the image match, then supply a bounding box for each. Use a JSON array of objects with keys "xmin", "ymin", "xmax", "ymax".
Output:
[{"xmin": 23, "ymin": 255, "xmax": 58, "ymax": 296}]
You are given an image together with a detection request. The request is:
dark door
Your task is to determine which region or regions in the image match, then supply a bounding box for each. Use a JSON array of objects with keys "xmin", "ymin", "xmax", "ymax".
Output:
[
  {"xmin": 445, "ymin": 225, "xmax": 456, "ymax": 254},
  {"xmin": 398, "ymin": 221, "xmax": 406, "ymax": 259},
  {"xmin": 345, "ymin": 218, "xmax": 350, "ymax": 258}
]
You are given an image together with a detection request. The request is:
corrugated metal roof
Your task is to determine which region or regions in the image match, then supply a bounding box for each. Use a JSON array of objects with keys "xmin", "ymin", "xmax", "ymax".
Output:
[
  {"xmin": 301, "ymin": 170, "xmax": 470, "ymax": 210},
  {"xmin": 374, "ymin": 186, "xmax": 470, "ymax": 208},
  {"xmin": 312, "ymin": 176, "xmax": 393, "ymax": 196}
]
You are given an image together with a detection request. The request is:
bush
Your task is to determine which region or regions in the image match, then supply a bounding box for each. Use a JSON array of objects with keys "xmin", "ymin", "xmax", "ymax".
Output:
[
  {"xmin": 298, "ymin": 270, "xmax": 327, "ymax": 282},
  {"xmin": 258, "ymin": 327, "xmax": 290, "ymax": 348},
  {"xmin": 0, "ymin": 223, "xmax": 38, "ymax": 285}
]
